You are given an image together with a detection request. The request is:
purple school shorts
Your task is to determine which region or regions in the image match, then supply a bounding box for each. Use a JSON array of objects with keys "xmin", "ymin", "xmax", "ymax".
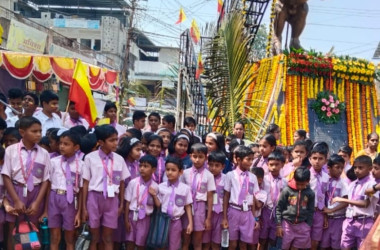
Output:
[
  {"xmin": 6, "ymin": 184, "xmax": 44, "ymax": 224},
  {"xmin": 202, "ymin": 211, "xmax": 223, "ymax": 244},
  {"xmin": 87, "ymin": 191, "xmax": 119, "ymax": 229},
  {"xmin": 320, "ymin": 217, "xmax": 345, "ymax": 249},
  {"xmin": 169, "ymin": 218, "xmax": 182, "ymax": 250},
  {"xmin": 259, "ymin": 206, "xmax": 277, "ymax": 241},
  {"xmin": 182, "ymin": 200, "xmax": 206, "ymax": 231},
  {"xmin": 227, "ymin": 206, "xmax": 255, "ymax": 244},
  {"xmin": 125, "ymin": 211, "xmax": 151, "ymax": 246},
  {"xmin": 282, "ymin": 220, "xmax": 311, "ymax": 249},
  {"xmin": 341, "ymin": 217, "xmax": 374, "ymax": 249},
  {"xmin": 311, "ymin": 210, "xmax": 324, "ymax": 241},
  {"xmin": 48, "ymin": 191, "xmax": 77, "ymax": 230},
  {"xmin": 112, "ymin": 213, "xmax": 125, "ymax": 242}
]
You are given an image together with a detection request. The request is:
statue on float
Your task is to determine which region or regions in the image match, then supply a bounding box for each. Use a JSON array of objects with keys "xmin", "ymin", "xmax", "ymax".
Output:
[{"xmin": 272, "ymin": 0, "xmax": 308, "ymax": 55}]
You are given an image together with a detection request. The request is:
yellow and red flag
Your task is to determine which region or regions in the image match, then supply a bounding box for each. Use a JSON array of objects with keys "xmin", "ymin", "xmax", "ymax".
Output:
[
  {"xmin": 190, "ymin": 19, "xmax": 200, "ymax": 44},
  {"xmin": 195, "ymin": 53, "xmax": 204, "ymax": 79},
  {"xmin": 217, "ymin": 0, "xmax": 223, "ymax": 13},
  {"xmin": 69, "ymin": 59, "xmax": 98, "ymax": 128},
  {"xmin": 175, "ymin": 7, "xmax": 187, "ymax": 24}
]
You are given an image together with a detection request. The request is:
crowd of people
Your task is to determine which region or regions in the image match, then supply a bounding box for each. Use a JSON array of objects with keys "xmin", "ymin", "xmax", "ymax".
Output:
[{"xmin": 0, "ymin": 88, "xmax": 378, "ymax": 250}]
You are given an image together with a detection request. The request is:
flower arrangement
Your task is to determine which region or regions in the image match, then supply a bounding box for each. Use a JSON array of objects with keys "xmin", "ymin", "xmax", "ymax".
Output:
[
  {"xmin": 311, "ymin": 91, "xmax": 345, "ymax": 124},
  {"xmin": 332, "ymin": 57, "xmax": 375, "ymax": 85}
]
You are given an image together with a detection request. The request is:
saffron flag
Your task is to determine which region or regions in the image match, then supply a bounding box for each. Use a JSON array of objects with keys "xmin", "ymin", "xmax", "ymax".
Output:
[
  {"xmin": 218, "ymin": 0, "xmax": 223, "ymax": 13},
  {"xmin": 195, "ymin": 53, "xmax": 204, "ymax": 79},
  {"xmin": 175, "ymin": 7, "xmax": 187, "ymax": 24},
  {"xmin": 190, "ymin": 19, "xmax": 200, "ymax": 44},
  {"xmin": 69, "ymin": 59, "xmax": 98, "ymax": 128}
]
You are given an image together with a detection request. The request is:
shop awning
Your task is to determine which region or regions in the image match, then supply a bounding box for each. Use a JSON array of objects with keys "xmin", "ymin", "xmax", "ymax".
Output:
[{"xmin": 0, "ymin": 50, "xmax": 119, "ymax": 93}]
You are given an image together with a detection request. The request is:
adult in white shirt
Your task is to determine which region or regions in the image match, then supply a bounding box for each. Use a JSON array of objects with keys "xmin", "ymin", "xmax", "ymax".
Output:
[
  {"xmin": 33, "ymin": 90, "xmax": 62, "ymax": 135},
  {"xmin": 102, "ymin": 101, "xmax": 126, "ymax": 136},
  {"xmin": 63, "ymin": 101, "xmax": 89, "ymax": 129}
]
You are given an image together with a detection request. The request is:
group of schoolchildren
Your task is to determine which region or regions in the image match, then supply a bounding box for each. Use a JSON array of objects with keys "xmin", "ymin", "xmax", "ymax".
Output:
[{"xmin": 0, "ymin": 87, "xmax": 378, "ymax": 250}]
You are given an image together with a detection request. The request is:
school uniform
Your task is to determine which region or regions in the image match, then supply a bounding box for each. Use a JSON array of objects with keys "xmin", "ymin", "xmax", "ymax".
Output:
[
  {"xmin": 0, "ymin": 165, "xmax": 5, "ymax": 242},
  {"xmin": 309, "ymin": 167, "xmax": 329, "ymax": 242},
  {"xmin": 202, "ymin": 173, "xmax": 225, "ymax": 244},
  {"xmin": 1, "ymin": 141, "xmax": 50, "ymax": 223},
  {"xmin": 320, "ymin": 177, "xmax": 348, "ymax": 249},
  {"xmin": 158, "ymin": 180, "xmax": 192, "ymax": 250},
  {"xmin": 152, "ymin": 156, "xmax": 165, "ymax": 184},
  {"xmin": 125, "ymin": 160, "xmax": 140, "ymax": 187},
  {"xmin": 125, "ymin": 177, "xmax": 158, "ymax": 246},
  {"xmin": 280, "ymin": 162, "xmax": 296, "ymax": 180},
  {"xmin": 111, "ymin": 122, "xmax": 127, "ymax": 137},
  {"xmin": 254, "ymin": 157, "xmax": 269, "ymax": 175},
  {"xmin": 224, "ymin": 168, "xmax": 259, "ymax": 244},
  {"xmin": 82, "ymin": 149, "xmax": 130, "ymax": 229},
  {"xmin": 260, "ymin": 174, "xmax": 287, "ymax": 241},
  {"xmin": 63, "ymin": 116, "xmax": 89, "ymax": 129},
  {"xmin": 33, "ymin": 110, "xmax": 62, "ymax": 136},
  {"xmin": 253, "ymin": 188, "xmax": 267, "ymax": 245},
  {"xmin": 181, "ymin": 164, "xmax": 216, "ymax": 231},
  {"xmin": 340, "ymin": 175, "xmax": 379, "ymax": 249},
  {"xmin": 48, "ymin": 155, "xmax": 83, "ymax": 230}
]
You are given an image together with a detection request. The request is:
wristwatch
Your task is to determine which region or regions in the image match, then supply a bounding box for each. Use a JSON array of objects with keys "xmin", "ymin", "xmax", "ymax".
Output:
[{"xmin": 373, "ymin": 184, "xmax": 378, "ymax": 192}]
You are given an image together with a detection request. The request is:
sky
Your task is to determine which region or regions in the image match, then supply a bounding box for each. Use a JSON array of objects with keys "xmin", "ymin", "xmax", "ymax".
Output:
[{"xmin": 136, "ymin": 0, "xmax": 380, "ymax": 63}]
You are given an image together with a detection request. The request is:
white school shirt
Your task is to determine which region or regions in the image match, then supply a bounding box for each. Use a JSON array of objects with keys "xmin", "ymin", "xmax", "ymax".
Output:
[
  {"xmin": 254, "ymin": 189, "xmax": 268, "ymax": 217},
  {"xmin": 82, "ymin": 149, "xmax": 130, "ymax": 193},
  {"xmin": 125, "ymin": 177, "xmax": 158, "ymax": 215},
  {"xmin": 309, "ymin": 168, "xmax": 330, "ymax": 208},
  {"xmin": 63, "ymin": 116, "xmax": 89, "ymax": 129},
  {"xmin": 325, "ymin": 177, "xmax": 348, "ymax": 216},
  {"xmin": 263, "ymin": 173, "xmax": 287, "ymax": 209},
  {"xmin": 50, "ymin": 155, "xmax": 84, "ymax": 192},
  {"xmin": 33, "ymin": 110, "xmax": 62, "ymax": 135},
  {"xmin": 158, "ymin": 180, "xmax": 192, "ymax": 218},
  {"xmin": 1, "ymin": 141, "xmax": 50, "ymax": 184},
  {"xmin": 213, "ymin": 173, "xmax": 225, "ymax": 213},
  {"xmin": 346, "ymin": 175, "xmax": 379, "ymax": 218},
  {"xmin": 224, "ymin": 168, "xmax": 259, "ymax": 206},
  {"xmin": 111, "ymin": 123, "xmax": 127, "ymax": 137},
  {"xmin": 181, "ymin": 166, "xmax": 216, "ymax": 201}
]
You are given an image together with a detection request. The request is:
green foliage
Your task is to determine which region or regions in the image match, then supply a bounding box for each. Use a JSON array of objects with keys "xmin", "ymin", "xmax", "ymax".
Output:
[{"xmin": 311, "ymin": 91, "xmax": 345, "ymax": 124}]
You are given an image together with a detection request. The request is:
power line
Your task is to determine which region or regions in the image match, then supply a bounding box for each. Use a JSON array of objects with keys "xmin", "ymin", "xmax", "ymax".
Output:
[{"xmin": 308, "ymin": 23, "xmax": 380, "ymax": 30}]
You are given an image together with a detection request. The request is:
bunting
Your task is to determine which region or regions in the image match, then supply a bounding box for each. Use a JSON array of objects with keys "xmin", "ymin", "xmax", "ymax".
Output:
[
  {"xmin": 195, "ymin": 53, "xmax": 204, "ymax": 79},
  {"xmin": 190, "ymin": 19, "xmax": 200, "ymax": 44},
  {"xmin": 218, "ymin": 0, "xmax": 223, "ymax": 13},
  {"xmin": 175, "ymin": 7, "xmax": 187, "ymax": 24}
]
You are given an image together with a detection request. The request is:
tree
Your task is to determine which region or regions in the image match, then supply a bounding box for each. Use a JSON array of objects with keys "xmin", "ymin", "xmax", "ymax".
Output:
[{"xmin": 251, "ymin": 24, "xmax": 268, "ymax": 61}]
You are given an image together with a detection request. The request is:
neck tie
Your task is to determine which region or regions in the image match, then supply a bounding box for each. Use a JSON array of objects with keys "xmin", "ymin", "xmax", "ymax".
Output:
[
  {"xmin": 103, "ymin": 157, "xmax": 109, "ymax": 198},
  {"xmin": 214, "ymin": 183, "xmax": 222, "ymax": 213},
  {"xmin": 26, "ymin": 150, "xmax": 34, "ymax": 192},
  {"xmin": 66, "ymin": 160, "xmax": 74, "ymax": 203},
  {"xmin": 167, "ymin": 184, "xmax": 176, "ymax": 217},
  {"xmin": 192, "ymin": 169, "xmax": 199, "ymax": 210},
  {"xmin": 238, "ymin": 172, "xmax": 248, "ymax": 205},
  {"xmin": 317, "ymin": 174, "xmax": 324, "ymax": 210}
]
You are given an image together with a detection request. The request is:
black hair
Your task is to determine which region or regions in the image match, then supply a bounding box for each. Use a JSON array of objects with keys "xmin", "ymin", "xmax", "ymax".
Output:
[
  {"xmin": 374, "ymin": 155, "xmax": 380, "ymax": 166},
  {"xmin": 226, "ymin": 134, "xmax": 237, "ymax": 141},
  {"xmin": 339, "ymin": 145, "xmax": 353, "ymax": 157},
  {"xmin": 140, "ymin": 154, "xmax": 158, "ymax": 168},
  {"xmin": 0, "ymin": 146, "xmax": 4, "ymax": 161},
  {"xmin": 190, "ymin": 143, "xmax": 208, "ymax": 155},
  {"xmin": 248, "ymin": 143, "xmax": 259, "ymax": 149},
  {"xmin": 60, "ymin": 130, "xmax": 81, "ymax": 146},
  {"xmin": 305, "ymin": 139, "xmax": 314, "ymax": 153},
  {"xmin": 234, "ymin": 121, "xmax": 245, "ymax": 129},
  {"xmin": 294, "ymin": 167, "xmax": 311, "ymax": 182},
  {"xmin": 295, "ymin": 129, "xmax": 307, "ymax": 139},
  {"xmin": 252, "ymin": 167, "xmax": 264, "ymax": 179},
  {"xmin": 327, "ymin": 154, "xmax": 345, "ymax": 167},
  {"xmin": 268, "ymin": 149, "xmax": 286, "ymax": 163},
  {"xmin": 23, "ymin": 92, "xmax": 39, "ymax": 105},
  {"xmin": 353, "ymin": 155, "xmax": 373, "ymax": 168},
  {"xmin": 162, "ymin": 114, "xmax": 175, "ymax": 125},
  {"xmin": 206, "ymin": 132, "xmax": 225, "ymax": 152},
  {"xmin": 260, "ymin": 134, "xmax": 277, "ymax": 147},
  {"xmin": 346, "ymin": 166, "xmax": 357, "ymax": 181},
  {"xmin": 46, "ymin": 127, "xmax": 57, "ymax": 137},
  {"xmin": 293, "ymin": 140, "xmax": 308, "ymax": 152},
  {"xmin": 48, "ymin": 128, "xmax": 60, "ymax": 142},
  {"xmin": 147, "ymin": 134, "xmax": 163, "ymax": 148},
  {"xmin": 0, "ymin": 93, "xmax": 7, "ymax": 111},
  {"xmin": 228, "ymin": 138, "xmax": 245, "ymax": 162},
  {"xmin": 8, "ymin": 88, "xmax": 23, "ymax": 99},
  {"xmin": 69, "ymin": 125, "xmax": 87, "ymax": 138},
  {"xmin": 266, "ymin": 123, "xmax": 280, "ymax": 134},
  {"xmin": 132, "ymin": 110, "xmax": 147, "ymax": 123},
  {"xmin": 184, "ymin": 117, "xmax": 196, "ymax": 127},
  {"xmin": 39, "ymin": 136, "xmax": 50, "ymax": 148},
  {"xmin": 165, "ymin": 155, "xmax": 183, "ymax": 170},
  {"xmin": 116, "ymin": 137, "xmax": 141, "ymax": 158},
  {"xmin": 310, "ymin": 141, "xmax": 329, "ymax": 157},
  {"xmin": 126, "ymin": 128, "xmax": 142, "ymax": 140},
  {"xmin": 148, "ymin": 112, "xmax": 161, "ymax": 120},
  {"xmin": 39, "ymin": 90, "xmax": 58, "ymax": 106},
  {"xmin": 80, "ymin": 133, "xmax": 98, "ymax": 156},
  {"xmin": 94, "ymin": 125, "xmax": 118, "ymax": 141},
  {"xmin": 168, "ymin": 133, "xmax": 191, "ymax": 155},
  {"xmin": 2, "ymin": 127, "xmax": 22, "ymax": 141},
  {"xmin": 208, "ymin": 151, "xmax": 226, "ymax": 164},
  {"xmin": 103, "ymin": 101, "xmax": 117, "ymax": 112},
  {"xmin": 142, "ymin": 132, "xmax": 153, "ymax": 141},
  {"xmin": 367, "ymin": 132, "xmax": 379, "ymax": 141},
  {"xmin": 19, "ymin": 116, "xmax": 41, "ymax": 130},
  {"xmin": 235, "ymin": 145, "xmax": 254, "ymax": 160},
  {"xmin": 0, "ymin": 118, "xmax": 7, "ymax": 130}
]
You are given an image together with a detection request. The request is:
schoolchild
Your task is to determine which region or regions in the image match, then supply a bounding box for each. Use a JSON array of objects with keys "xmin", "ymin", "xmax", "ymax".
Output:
[
  {"xmin": 141, "ymin": 132, "xmax": 153, "ymax": 153},
  {"xmin": 251, "ymin": 167, "xmax": 267, "ymax": 249},
  {"xmin": 7, "ymin": 88, "xmax": 23, "ymax": 119},
  {"xmin": 103, "ymin": 101, "xmax": 126, "ymax": 136},
  {"xmin": 335, "ymin": 155, "xmax": 379, "ymax": 249},
  {"xmin": 146, "ymin": 112, "xmax": 160, "ymax": 133},
  {"xmin": 146, "ymin": 134, "xmax": 165, "ymax": 183},
  {"xmin": 202, "ymin": 151, "xmax": 226, "ymax": 250},
  {"xmin": 132, "ymin": 110, "xmax": 147, "ymax": 131},
  {"xmin": 168, "ymin": 133, "xmax": 192, "ymax": 169},
  {"xmin": 2, "ymin": 127, "xmax": 21, "ymax": 148},
  {"xmin": 156, "ymin": 156, "xmax": 193, "ymax": 250},
  {"xmin": 222, "ymin": 145, "xmax": 259, "ymax": 249},
  {"xmin": 281, "ymin": 140, "xmax": 308, "ymax": 180},
  {"xmin": 1, "ymin": 117, "xmax": 50, "ymax": 250},
  {"xmin": 162, "ymin": 115, "xmax": 176, "ymax": 135},
  {"xmin": 156, "ymin": 127, "xmax": 172, "ymax": 157},
  {"xmin": 204, "ymin": 132, "xmax": 225, "ymax": 154},
  {"xmin": 338, "ymin": 145, "xmax": 353, "ymax": 174},
  {"xmin": 82, "ymin": 125, "xmax": 130, "ymax": 249},
  {"xmin": 33, "ymin": 90, "xmax": 62, "ymax": 135},
  {"xmin": 276, "ymin": 167, "xmax": 315, "ymax": 250},
  {"xmin": 46, "ymin": 130, "xmax": 83, "ymax": 250},
  {"xmin": 320, "ymin": 154, "xmax": 348, "ymax": 250},
  {"xmin": 372, "ymin": 155, "xmax": 380, "ymax": 183},
  {"xmin": 181, "ymin": 143, "xmax": 215, "ymax": 250},
  {"xmin": 48, "ymin": 128, "xmax": 61, "ymax": 158},
  {"xmin": 0, "ymin": 146, "xmax": 5, "ymax": 248},
  {"xmin": 183, "ymin": 117, "xmax": 202, "ymax": 143},
  {"xmin": 259, "ymin": 149, "xmax": 287, "ymax": 250},
  {"xmin": 253, "ymin": 134, "xmax": 276, "ymax": 174},
  {"xmin": 63, "ymin": 101, "xmax": 89, "ymax": 129},
  {"xmin": 125, "ymin": 154, "xmax": 159, "ymax": 250}
]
